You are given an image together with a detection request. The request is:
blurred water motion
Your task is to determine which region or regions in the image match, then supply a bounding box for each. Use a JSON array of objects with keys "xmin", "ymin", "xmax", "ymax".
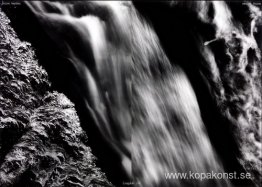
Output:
[{"xmin": 20, "ymin": 1, "xmax": 261, "ymax": 187}]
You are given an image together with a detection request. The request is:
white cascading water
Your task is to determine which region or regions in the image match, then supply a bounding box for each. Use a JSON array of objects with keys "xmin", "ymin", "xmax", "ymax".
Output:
[{"xmin": 25, "ymin": 1, "xmax": 232, "ymax": 187}]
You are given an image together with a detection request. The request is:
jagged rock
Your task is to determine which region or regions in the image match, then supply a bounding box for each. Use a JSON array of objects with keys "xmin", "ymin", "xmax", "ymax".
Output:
[
  {"xmin": 0, "ymin": 9, "xmax": 112, "ymax": 187},
  {"xmin": 196, "ymin": 3, "xmax": 262, "ymax": 185}
]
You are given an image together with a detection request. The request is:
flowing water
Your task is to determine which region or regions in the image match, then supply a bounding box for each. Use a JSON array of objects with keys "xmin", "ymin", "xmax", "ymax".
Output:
[{"xmin": 22, "ymin": 1, "xmax": 261, "ymax": 187}]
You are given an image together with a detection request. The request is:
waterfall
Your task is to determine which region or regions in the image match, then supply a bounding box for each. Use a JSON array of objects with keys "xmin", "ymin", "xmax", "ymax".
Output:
[{"xmin": 24, "ymin": 1, "xmax": 233, "ymax": 187}]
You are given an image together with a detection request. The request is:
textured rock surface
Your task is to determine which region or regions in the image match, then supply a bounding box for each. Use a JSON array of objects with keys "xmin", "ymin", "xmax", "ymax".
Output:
[
  {"xmin": 195, "ymin": 3, "xmax": 262, "ymax": 185},
  {"xmin": 0, "ymin": 9, "xmax": 112, "ymax": 187}
]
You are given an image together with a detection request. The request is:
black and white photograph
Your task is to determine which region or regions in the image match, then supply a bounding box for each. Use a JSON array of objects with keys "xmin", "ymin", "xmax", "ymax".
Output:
[{"xmin": 0, "ymin": 1, "xmax": 261, "ymax": 187}]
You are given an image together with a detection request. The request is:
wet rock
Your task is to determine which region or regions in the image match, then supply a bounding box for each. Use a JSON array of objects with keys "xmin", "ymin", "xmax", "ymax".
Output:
[{"xmin": 0, "ymin": 9, "xmax": 112, "ymax": 187}]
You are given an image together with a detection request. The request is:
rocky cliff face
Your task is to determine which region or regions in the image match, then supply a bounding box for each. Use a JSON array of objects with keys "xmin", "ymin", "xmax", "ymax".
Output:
[{"xmin": 0, "ymin": 9, "xmax": 112, "ymax": 187}]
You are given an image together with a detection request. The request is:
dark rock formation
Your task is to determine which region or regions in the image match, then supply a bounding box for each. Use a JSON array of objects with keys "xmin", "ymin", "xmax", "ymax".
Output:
[
  {"xmin": 195, "ymin": 3, "xmax": 262, "ymax": 185},
  {"xmin": 0, "ymin": 9, "xmax": 112, "ymax": 187}
]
